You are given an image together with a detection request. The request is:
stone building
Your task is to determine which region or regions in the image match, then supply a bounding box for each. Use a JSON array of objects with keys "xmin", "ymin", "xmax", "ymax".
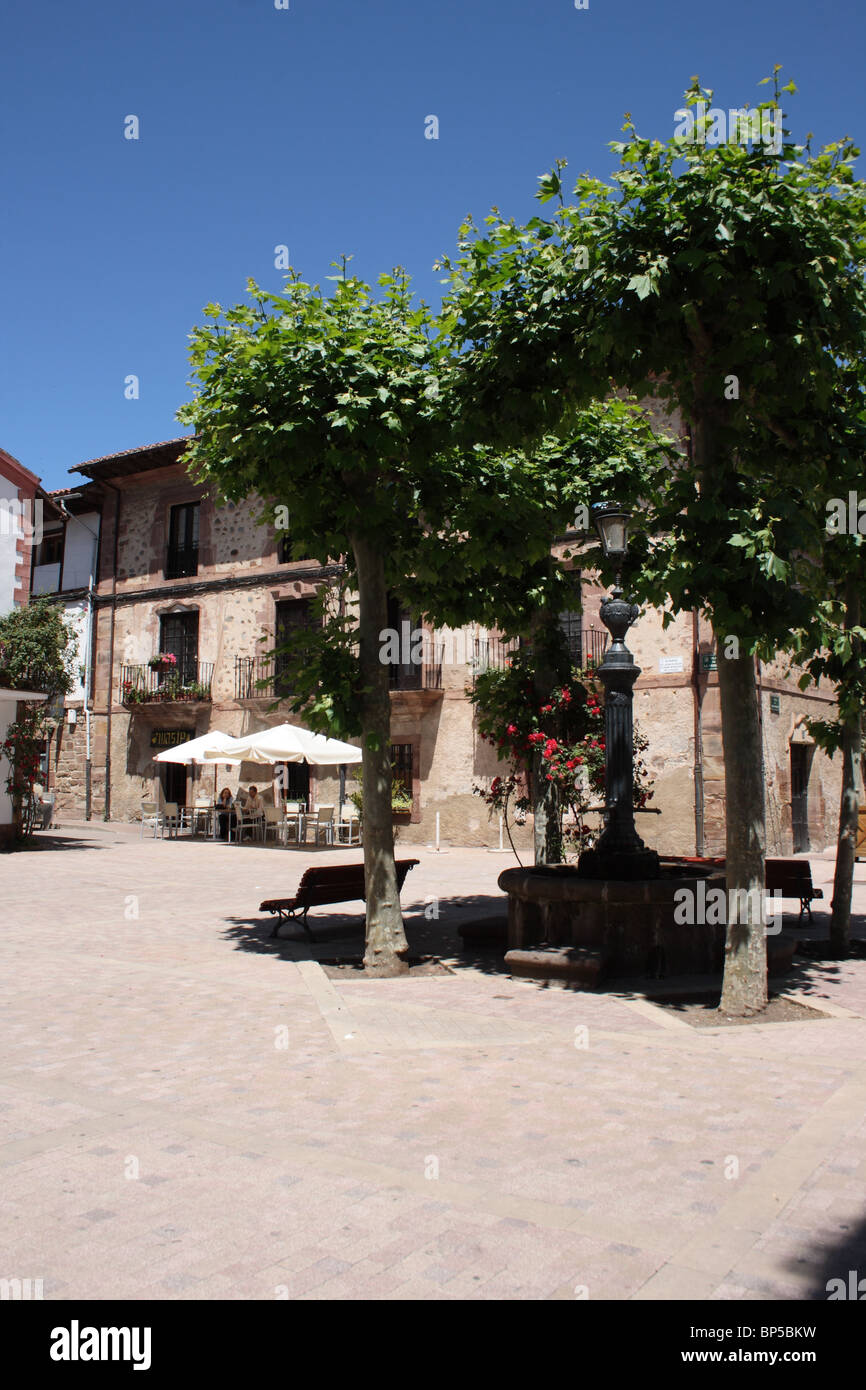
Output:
[{"xmin": 38, "ymin": 436, "xmax": 843, "ymax": 857}]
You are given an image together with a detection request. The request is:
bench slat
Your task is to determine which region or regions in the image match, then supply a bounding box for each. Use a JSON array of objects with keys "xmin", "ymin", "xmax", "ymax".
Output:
[{"xmin": 260, "ymin": 860, "xmax": 419, "ymax": 937}]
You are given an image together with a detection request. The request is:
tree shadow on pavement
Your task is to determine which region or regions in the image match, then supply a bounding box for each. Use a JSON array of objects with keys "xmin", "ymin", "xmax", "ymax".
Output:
[
  {"xmin": 3, "ymin": 833, "xmax": 113, "ymax": 853},
  {"xmin": 221, "ymin": 891, "xmax": 512, "ymax": 975},
  {"xmin": 785, "ymin": 1212, "xmax": 866, "ymax": 1300}
]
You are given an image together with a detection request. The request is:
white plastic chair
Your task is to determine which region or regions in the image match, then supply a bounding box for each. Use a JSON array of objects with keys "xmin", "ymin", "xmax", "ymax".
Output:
[
  {"xmin": 232, "ymin": 804, "xmax": 263, "ymax": 844},
  {"xmin": 310, "ymin": 805, "xmax": 335, "ymax": 846},
  {"xmin": 263, "ymin": 805, "xmax": 282, "ymax": 844},
  {"xmin": 282, "ymin": 800, "xmax": 304, "ymax": 845},
  {"xmin": 162, "ymin": 802, "xmax": 180, "ymax": 839},
  {"xmin": 337, "ymin": 813, "xmax": 361, "ymax": 845},
  {"xmin": 140, "ymin": 800, "xmax": 163, "ymax": 838}
]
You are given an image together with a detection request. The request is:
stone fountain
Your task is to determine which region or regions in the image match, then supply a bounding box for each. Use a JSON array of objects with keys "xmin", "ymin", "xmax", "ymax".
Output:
[{"xmin": 498, "ymin": 503, "xmax": 727, "ymax": 989}]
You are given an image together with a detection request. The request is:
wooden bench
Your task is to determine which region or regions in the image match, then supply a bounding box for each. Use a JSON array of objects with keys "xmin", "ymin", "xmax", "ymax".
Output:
[
  {"xmin": 765, "ymin": 858, "xmax": 824, "ymax": 919},
  {"xmin": 260, "ymin": 859, "xmax": 420, "ymax": 939}
]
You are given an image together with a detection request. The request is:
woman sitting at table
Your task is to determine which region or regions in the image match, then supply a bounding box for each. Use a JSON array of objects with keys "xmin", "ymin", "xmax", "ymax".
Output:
[{"xmin": 216, "ymin": 787, "xmax": 237, "ymax": 841}]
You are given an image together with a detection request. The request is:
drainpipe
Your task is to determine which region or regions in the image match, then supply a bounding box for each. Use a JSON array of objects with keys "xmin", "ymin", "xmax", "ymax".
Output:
[
  {"xmin": 100, "ymin": 481, "xmax": 121, "ymax": 821},
  {"xmin": 692, "ymin": 609, "xmax": 705, "ymax": 857}
]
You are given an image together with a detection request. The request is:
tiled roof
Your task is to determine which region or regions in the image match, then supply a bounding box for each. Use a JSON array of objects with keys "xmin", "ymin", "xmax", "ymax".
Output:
[{"xmin": 71, "ymin": 437, "xmax": 193, "ymax": 481}]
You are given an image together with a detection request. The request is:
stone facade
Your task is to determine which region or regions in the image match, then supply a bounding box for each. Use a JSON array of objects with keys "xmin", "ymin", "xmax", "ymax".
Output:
[{"xmin": 41, "ymin": 439, "xmax": 843, "ymax": 858}]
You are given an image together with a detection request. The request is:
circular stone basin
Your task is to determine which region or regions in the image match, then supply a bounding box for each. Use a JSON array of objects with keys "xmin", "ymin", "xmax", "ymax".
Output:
[{"xmin": 498, "ymin": 861, "xmax": 727, "ymax": 981}]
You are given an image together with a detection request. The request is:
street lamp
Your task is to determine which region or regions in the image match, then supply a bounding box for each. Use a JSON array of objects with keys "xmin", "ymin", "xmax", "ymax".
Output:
[{"xmin": 578, "ymin": 503, "xmax": 660, "ymax": 881}]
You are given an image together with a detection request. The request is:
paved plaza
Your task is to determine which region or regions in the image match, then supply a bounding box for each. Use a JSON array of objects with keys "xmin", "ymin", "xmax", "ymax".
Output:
[{"xmin": 2, "ymin": 824, "xmax": 866, "ymax": 1301}]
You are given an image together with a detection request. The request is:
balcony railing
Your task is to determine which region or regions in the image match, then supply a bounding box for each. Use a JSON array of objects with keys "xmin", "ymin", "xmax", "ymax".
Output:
[
  {"xmin": 470, "ymin": 636, "xmax": 520, "ymax": 678},
  {"xmin": 235, "ymin": 642, "xmax": 445, "ymax": 701},
  {"xmin": 583, "ymin": 627, "xmax": 609, "ymax": 668},
  {"xmin": 120, "ymin": 661, "xmax": 213, "ymax": 705},
  {"xmin": 235, "ymin": 654, "xmax": 287, "ymax": 701},
  {"xmin": 388, "ymin": 639, "xmax": 444, "ymax": 693}
]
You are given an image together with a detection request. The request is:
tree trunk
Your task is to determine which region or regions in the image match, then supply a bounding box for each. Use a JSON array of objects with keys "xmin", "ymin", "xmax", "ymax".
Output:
[
  {"xmin": 717, "ymin": 647, "xmax": 768, "ymax": 1014},
  {"xmin": 830, "ymin": 581, "xmax": 862, "ymax": 957},
  {"xmin": 350, "ymin": 532, "xmax": 409, "ymax": 975},
  {"xmin": 532, "ymin": 753, "xmax": 562, "ymax": 865},
  {"xmin": 530, "ymin": 613, "xmax": 564, "ymax": 865}
]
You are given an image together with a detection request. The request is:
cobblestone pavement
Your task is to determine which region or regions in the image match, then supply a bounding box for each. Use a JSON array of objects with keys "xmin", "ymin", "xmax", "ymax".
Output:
[{"xmin": 2, "ymin": 825, "xmax": 866, "ymax": 1301}]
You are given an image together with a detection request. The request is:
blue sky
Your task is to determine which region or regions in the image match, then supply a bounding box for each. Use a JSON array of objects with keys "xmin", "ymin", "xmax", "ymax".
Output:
[{"xmin": 2, "ymin": 0, "xmax": 864, "ymax": 490}]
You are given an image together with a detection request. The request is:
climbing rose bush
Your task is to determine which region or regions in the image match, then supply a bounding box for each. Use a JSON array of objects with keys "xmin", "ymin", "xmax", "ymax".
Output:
[{"xmin": 469, "ymin": 649, "xmax": 654, "ymax": 856}]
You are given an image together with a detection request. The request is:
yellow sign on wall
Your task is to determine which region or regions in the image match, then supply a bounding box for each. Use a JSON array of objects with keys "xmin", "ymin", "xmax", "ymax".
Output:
[{"xmin": 150, "ymin": 729, "xmax": 194, "ymax": 749}]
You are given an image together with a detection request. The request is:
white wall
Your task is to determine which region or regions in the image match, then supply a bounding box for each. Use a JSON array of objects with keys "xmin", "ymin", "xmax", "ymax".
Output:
[
  {"xmin": 62, "ymin": 512, "xmax": 99, "ymax": 591},
  {"xmin": 0, "ymin": 503, "xmax": 23, "ymax": 613},
  {"xmin": 63, "ymin": 600, "xmax": 89, "ymax": 700}
]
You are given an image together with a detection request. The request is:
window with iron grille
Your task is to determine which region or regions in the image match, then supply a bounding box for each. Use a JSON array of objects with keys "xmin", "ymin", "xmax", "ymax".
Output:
[
  {"xmin": 274, "ymin": 597, "xmax": 315, "ymax": 695},
  {"xmin": 559, "ymin": 608, "xmax": 583, "ymax": 667},
  {"xmin": 159, "ymin": 612, "xmax": 199, "ymax": 684},
  {"xmin": 390, "ymin": 743, "xmax": 414, "ymax": 801},
  {"xmin": 165, "ymin": 503, "xmax": 200, "ymax": 579}
]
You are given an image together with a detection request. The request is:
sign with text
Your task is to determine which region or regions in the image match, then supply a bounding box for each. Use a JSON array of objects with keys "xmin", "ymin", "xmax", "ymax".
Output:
[
  {"xmin": 658, "ymin": 656, "xmax": 684, "ymax": 674},
  {"xmin": 150, "ymin": 729, "xmax": 195, "ymax": 749},
  {"xmin": 700, "ymin": 652, "xmax": 718, "ymax": 671}
]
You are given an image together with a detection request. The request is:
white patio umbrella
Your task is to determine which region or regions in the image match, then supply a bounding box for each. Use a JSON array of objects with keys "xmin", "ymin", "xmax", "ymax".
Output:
[
  {"xmin": 199, "ymin": 723, "xmax": 362, "ymax": 820},
  {"xmin": 153, "ymin": 730, "xmax": 244, "ymax": 799},
  {"xmin": 199, "ymin": 723, "xmax": 362, "ymax": 767}
]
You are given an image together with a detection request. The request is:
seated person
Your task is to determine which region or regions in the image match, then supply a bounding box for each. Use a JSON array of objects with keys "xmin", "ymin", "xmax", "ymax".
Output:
[
  {"xmin": 216, "ymin": 786, "xmax": 237, "ymax": 841},
  {"xmin": 244, "ymin": 785, "xmax": 264, "ymax": 817}
]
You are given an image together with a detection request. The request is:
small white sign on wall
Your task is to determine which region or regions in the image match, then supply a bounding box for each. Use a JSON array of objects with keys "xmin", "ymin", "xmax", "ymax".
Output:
[{"xmin": 659, "ymin": 656, "xmax": 684, "ymax": 674}]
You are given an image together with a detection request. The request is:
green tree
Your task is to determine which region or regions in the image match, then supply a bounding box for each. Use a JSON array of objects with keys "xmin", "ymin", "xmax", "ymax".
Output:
[
  {"xmin": 401, "ymin": 397, "xmax": 675, "ymax": 864},
  {"xmin": 180, "ymin": 266, "xmax": 454, "ymax": 974},
  {"xmin": 0, "ymin": 597, "xmax": 75, "ymax": 840},
  {"xmin": 793, "ymin": 374, "xmax": 866, "ymax": 955},
  {"xmin": 440, "ymin": 71, "xmax": 866, "ymax": 1013}
]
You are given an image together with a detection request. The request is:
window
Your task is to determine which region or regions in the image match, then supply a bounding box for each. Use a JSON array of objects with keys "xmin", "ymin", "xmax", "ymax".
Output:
[
  {"xmin": 159, "ymin": 612, "xmax": 199, "ymax": 684},
  {"xmin": 274, "ymin": 597, "xmax": 315, "ymax": 696},
  {"xmin": 559, "ymin": 609, "xmax": 583, "ymax": 667},
  {"xmin": 35, "ymin": 531, "xmax": 63, "ymax": 567},
  {"xmin": 386, "ymin": 593, "xmax": 422, "ymax": 690},
  {"xmin": 390, "ymin": 743, "xmax": 414, "ymax": 803},
  {"xmin": 165, "ymin": 503, "xmax": 199, "ymax": 579},
  {"xmin": 277, "ymin": 535, "xmax": 292, "ymax": 564}
]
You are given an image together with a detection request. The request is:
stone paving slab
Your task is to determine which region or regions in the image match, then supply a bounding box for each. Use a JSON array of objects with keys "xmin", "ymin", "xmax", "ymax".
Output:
[{"xmin": 2, "ymin": 822, "xmax": 866, "ymax": 1300}]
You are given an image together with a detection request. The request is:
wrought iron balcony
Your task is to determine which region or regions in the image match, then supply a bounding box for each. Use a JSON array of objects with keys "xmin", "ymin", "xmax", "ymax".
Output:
[
  {"xmin": 470, "ymin": 636, "xmax": 520, "ymax": 677},
  {"xmin": 388, "ymin": 639, "xmax": 444, "ymax": 693},
  {"xmin": 584, "ymin": 627, "xmax": 609, "ymax": 668},
  {"xmin": 120, "ymin": 661, "xmax": 213, "ymax": 706},
  {"xmin": 235, "ymin": 654, "xmax": 286, "ymax": 700}
]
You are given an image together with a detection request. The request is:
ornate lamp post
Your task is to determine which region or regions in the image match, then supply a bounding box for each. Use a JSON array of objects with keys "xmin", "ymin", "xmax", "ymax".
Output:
[{"xmin": 578, "ymin": 503, "xmax": 660, "ymax": 881}]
